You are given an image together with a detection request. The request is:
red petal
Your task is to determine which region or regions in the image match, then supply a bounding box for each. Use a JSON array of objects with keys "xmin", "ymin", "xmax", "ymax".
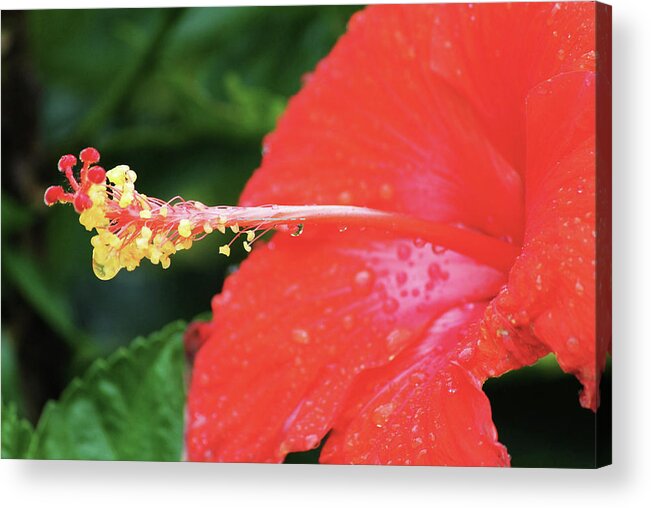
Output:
[
  {"xmin": 475, "ymin": 72, "xmax": 601, "ymax": 409},
  {"xmin": 242, "ymin": 4, "xmax": 596, "ymax": 243},
  {"xmin": 187, "ymin": 3, "xmax": 603, "ymax": 465},
  {"xmin": 186, "ymin": 230, "xmax": 504, "ymax": 462},
  {"xmin": 321, "ymin": 304, "xmax": 510, "ymax": 466}
]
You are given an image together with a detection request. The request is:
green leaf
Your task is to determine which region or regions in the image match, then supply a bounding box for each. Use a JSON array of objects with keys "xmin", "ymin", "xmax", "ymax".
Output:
[
  {"xmin": 1, "ymin": 331, "xmax": 26, "ymax": 415},
  {"xmin": 1, "ymin": 403, "xmax": 35, "ymax": 459},
  {"xmin": 29, "ymin": 321, "xmax": 187, "ymax": 461}
]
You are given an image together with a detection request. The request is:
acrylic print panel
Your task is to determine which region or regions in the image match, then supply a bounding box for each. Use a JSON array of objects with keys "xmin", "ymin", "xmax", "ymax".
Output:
[{"xmin": 1, "ymin": 2, "xmax": 611, "ymax": 467}]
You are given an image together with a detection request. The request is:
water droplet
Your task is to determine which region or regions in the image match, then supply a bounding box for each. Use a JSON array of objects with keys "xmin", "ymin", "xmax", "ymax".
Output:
[
  {"xmin": 395, "ymin": 271, "xmax": 408, "ymax": 287},
  {"xmin": 304, "ymin": 434, "xmax": 319, "ymax": 449},
  {"xmin": 410, "ymin": 371, "xmax": 426, "ymax": 384},
  {"xmin": 338, "ymin": 190, "xmax": 353, "ymax": 204},
  {"xmin": 379, "ymin": 183, "xmax": 394, "ymax": 200},
  {"xmin": 292, "ymin": 328, "xmax": 310, "ymax": 344},
  {"xmin": 291, "ymin": 223, "xmax": 304, "ymax": 237},
  {"xmin": 382, "ymin": 297, "xmax": 400, "ymax": 314},
  {"xmin": 427, "ymin": 263, "xmax": 449, "ymax": 283},
  {"xmin": 338, "ymin": 225, "xmax": 348, "ymax": 233},
  {"xmin": 342, "ymin": 314, "xmax": 354, "ymax": 330},
  {"xmin": 458, "ymin": 347, "xmax": 473, "ymax": 361},
  {"xmin": 353, "ymin": 269, "xmax": 375, "ymax": 293},
  {"xmin": 192, "ymin": 413, "xmax": 207, "ymax": 429},
  {"xmin": 432, "ymin": 245, "xmax": 447, "ymax": 255},
  {"xmin": 557, "ymin": 48, "xmax": 566, "ymax": 60},
  {"xmin": 413, "ymin": 237, "xmax": 426, "ymax": 248},
  {"xmin": 386, "ymin": 328, "xmax": 412, "ymax": 355},
  {"xmin": 566, "ymin": 336, "xmax": 579, "ymax": 351},
  {"xmin": 372, "ymin": 402, "xmax": 396, "ymax": 427},
  {"xmin": 535, "ymin": 274, "xmax": 543, "ymax": 290},
  {"xmin": 575, "ymin": 280, "xmax": 585, "ymax": 295},
  {"xmin": 397, "ymin": 244, "xmax": 411, "ymax": 261}
]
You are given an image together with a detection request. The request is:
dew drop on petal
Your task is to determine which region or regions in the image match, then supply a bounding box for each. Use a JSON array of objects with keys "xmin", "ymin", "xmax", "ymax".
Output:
[
  {"xmin": 575, "ymin": 280, "xmax": 585, "ymax": 295},
  {"xmin": 566, "ymin": 336, "xmax": 579, "ymax": 351},
  {"xmin": 372, "ymin": 401, "xmax": 396, "ymax": 428},
  {"xmin": 412, "ymin": 436, "xmax": 424, "ymax": 449},
  {"xmin": 353, "ymin": 269, "xmax": 375, "ymax": 293},
  {"xmin": 304, "ymin": 434, "xmax": 319, "ymax": 449},
  {"xmin": 385, "ymin": 328, "xmax": 412, "ymax": 355},
  {"xmin": 458, "ymin": 347, "xmax": 473, "ymax": 361},
  {"xmin": 291, "ymin": 328, "xmax": 310, "ymax": 344},
  {"xmin": 397, "ymin": 244, "xmax": 411, "ymax": 261},
  {"xmin": 427, "ymin": 263, "xmax": 449, "ymax": 283},
  {"xmin": 413, "ymin": 237, "xmax": 426, "ymax": 248},
  {"xmin": 338, "ymin": 191, "xmax": 353, "ymax": 204},
  {"xmin": 382, "ymin": 297, "xmax": 400, "ymax": 314},
  {"xmin": 291, "ymin": 223, "xmax": 304, "ymax": 237},
  {"xmin": 379, "ymin": 183, "xmax": 394, "ymax": 200}
]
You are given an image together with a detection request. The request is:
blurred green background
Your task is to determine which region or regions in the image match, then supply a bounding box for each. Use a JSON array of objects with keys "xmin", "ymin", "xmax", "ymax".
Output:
[{"xmin": 1, "ymin": 6, "xmax": 609, "ymax": 466}]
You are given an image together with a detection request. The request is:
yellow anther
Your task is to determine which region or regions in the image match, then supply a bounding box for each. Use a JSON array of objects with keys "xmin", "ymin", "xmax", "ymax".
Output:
[
  {"xmin": 161, "ymin": 257, "xmax": 171, "ymax": 269},
  {"xmin": 246, "ymin": 230, "xmax": 255, "ymax": 242},
  {"xmin": 106, "ymin": 165, "xmax": 129, "ymax": 186},
  {"xmin": 126, "ymin": 169, "xmax": 138, "ymax": 182},
  {"xmin": 218, "ymin": 215, "xmax": 227, "ymax": 224},
  {"xmin": 178, "ymin": 219, "xmax": 193, "ymax": 238},
  {"xmin": 149, "ymin": 247, "xmax": 162, "ymax": 265},
  {"xmin": 140, "ymin": 226, "xmax": 152, "ymax": 240},
  {"xmin": 217, "ymin": 224, "xmax": 226, "ymax": 234},
  {"xmin": 159, "ymin": 205, "xmax": 168, "ymax": 218},
  {"xmin": 243, "ymin": 241, "xmax": 252, "ymax": 253},
  {"xmin": 203, "ymin": 222, "xmax": 213, "ymax": 234},
  {"xmin": 119, "ymin": 184, "xmax": 134, "ymax": 207},
  {"xmin": 219, "ymin": 244, "xmax": 231, "ymax": 257},
  {"xmin": 88, "ymin": 184, "xmax": 107, "ymax": 205},
  {"xmin": 79, "ymin": 206, "xmax": 109, "ymax": 231},
  {"xmin": 161, "ymin": 241, "xmax": 176, "ymax": 256},
  {"xmin": 139, "ymin": 209, "xmax": 152, "ymax": 219},
  {"xmin": 230, "ymin": 224, "xmax": 240, "ymax": 233}
]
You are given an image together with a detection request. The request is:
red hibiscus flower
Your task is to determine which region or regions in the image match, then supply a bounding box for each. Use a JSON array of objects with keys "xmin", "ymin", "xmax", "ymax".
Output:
[
  {"xmin": 184, "ymin": 2, "xmax": 610, "ymax": 466},
  {"xmin": 44, "ymin": 2, "xmax": 610, "ymax": 466}
]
